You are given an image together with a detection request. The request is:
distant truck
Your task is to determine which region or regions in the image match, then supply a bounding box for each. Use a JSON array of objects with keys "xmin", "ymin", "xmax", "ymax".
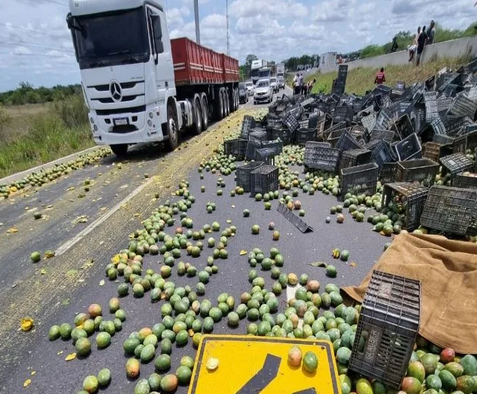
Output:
[
  {"xmin": 276, "ymin": 63, "xmax": 285, "ymax": 89},
  {"xmin": 251, "ymin": 59, "xmax": 267, "ymax": 84},
  {"xmin": 67, "ymin": 0, "xmax": 239, "ymax": 156}
]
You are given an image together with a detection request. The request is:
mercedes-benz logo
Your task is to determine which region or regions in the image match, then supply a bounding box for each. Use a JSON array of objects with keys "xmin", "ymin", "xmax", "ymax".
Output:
[{"xmin": 110, "ymin": 81, "xmax": 122, "ymax": 102}]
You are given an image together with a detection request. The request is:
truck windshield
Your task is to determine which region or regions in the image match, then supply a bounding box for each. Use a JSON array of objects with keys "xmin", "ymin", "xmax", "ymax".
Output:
[
  {"xmin": 69, "ymin": 7, "xmax": 149, "ymax": 69},
  {"xmin": 259, "ymin": 69, "xmax": 271, "ymax": 78}
]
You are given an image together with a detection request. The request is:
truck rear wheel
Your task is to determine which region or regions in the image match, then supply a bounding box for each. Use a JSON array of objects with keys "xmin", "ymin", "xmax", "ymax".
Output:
[
  {"xmin": 192, "ymin": 98, "xmax": 202, "ymax": 135},
  {"xmin": 110, "ymin": 144, "xmax": 128, "ymax": 157},
  {"xmin": 166, "ymin": 103, "xmax": 179, "ymax": 151},
  {"xmin": 201, "ymin": 95, "xmax": 209, "ymax": 131},
  {"xmin": 218, "ymin": 90, "xmax": 225, "ymax": 120},
  {"xmin": 224, "ymin": 89, "xmax": 230, "ymax": 116}
]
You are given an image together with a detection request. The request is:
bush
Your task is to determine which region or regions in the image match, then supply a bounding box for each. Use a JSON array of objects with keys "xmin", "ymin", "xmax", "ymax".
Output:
[
  {"xmin": 51, "ymin": 94, "xmax": 89, "ymax": 129},
  {"xmin": 0, "ymin": 105, "xmax": 12, "ymax": 137}
]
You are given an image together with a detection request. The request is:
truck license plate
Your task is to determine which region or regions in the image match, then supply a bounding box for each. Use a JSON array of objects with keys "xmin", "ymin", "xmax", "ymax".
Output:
[{"xmin": 113, "ymin": 118, "xmax": 128, "ymax": 126}]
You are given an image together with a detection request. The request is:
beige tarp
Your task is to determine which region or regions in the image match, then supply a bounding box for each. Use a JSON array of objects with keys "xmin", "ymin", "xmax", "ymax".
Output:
[{"xmin": 343, "ymin": 233, "xmax": 477, "ymax": 354}]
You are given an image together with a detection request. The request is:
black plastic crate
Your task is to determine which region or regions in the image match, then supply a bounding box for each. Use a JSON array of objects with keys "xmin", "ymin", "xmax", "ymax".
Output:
[
  {"xmin": 350, "ymin": 270, "xmax": 421, "ymax": 389},
  {"xmin": 255, "ymin": 141, "xmax": 283, "ymax": 164},
  {"xmin": 370, "ymin": 140, "xmax": 395, "ymax": 168},
  {"xmin": 295, "ymin": 128, "xmax": 318, "ymax": 145},
  {"xmin": 282, "ymin": 113, "xmax": 300, "ymax": 133},
  {"xmin": 447, "ymin": 94, "xmax": 477, "ymax": 119},
  {"xmin": 303, "ymin": 141, "xmax": 340, "ymax": 172},
  {"xmin": 433, "ymin": 134, "xmax": 455, "ymax": 145},
  {"xmin": 333, "ymin": 104, "xmax": 353, "ymax": 124},
  {"xmin": 235, "ymin": 162, "xmax": 264, "ymax": 192},
  {"xmin": 249, "ymin": 128, "xmax": 268, "ymax": 142},
  {"xmin": 440, "ymin": 153, "xmax": 474, "ymax": 177},
  {"xmin": 241, "ymin": 115, "xmax": 256, "ymax": 137},
  {"xmin": 340, "ymin": 149, "xmax": 372, "ymax": 170},
  {"xmin": 453, "ymin": 172, "xmax": 477, "ymax": 190},
  {"xmin": 267, "ymin": 127, "xmax": 292, "ymax": 145},
  {"xmin": 335, "ymin": 129, "xmax": 363, "ymax": 154},
  {"xmin": 250, "ymin": 165, "xmax": 279, "ymax": 195},
  {"xmin": 327, "ymin": 127, "xmax": 349, "ymax": 147},
  {"xmin": 380, "ymin": 162, "xmax": 396, "ymax": 183},
  {"xmin": 394, "ymin": 133, "xmax": 422, "ymax": 161},
  {"xmin": 420, "ymin": 185, "xmax": 477, "ymax": 236},
  {"xmin": 392, "ymin": 114, "xmax": 414, "ymax": 140},
  {"xmin": 395, "ymin": 159, "xmax": 439, "ymax": 187},
  {"xmin": 422, "ymin": 142, "xmax": 452, "ymax": 162},
  {"xmin": 223, "ymin": 139, "xmax": 248, "ymax": 160},
  {"xmin": 369, "ymin": 129, "xmax": 395, "ymax": 144},
  {"xmin": 444, "ymin": 116, "xmax": 472, "ymax": 136},
  {"xmin": 361, "ymin": 112, "xmax": 377, "ymax": 133},
  {"xmin": 381, "ymin": 183, "xmax": 429, "ymax": 231},
  {"xmin": 340, "ymin": 163, "xmax": 379, "ymax": 198},
  {"xmin": 424, "ymin": 91, "xmax": 439, "ymax": 123}
]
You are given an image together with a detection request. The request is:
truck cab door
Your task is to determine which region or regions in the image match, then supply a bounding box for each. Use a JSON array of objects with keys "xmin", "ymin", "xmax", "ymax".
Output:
[{"xmin": 146, "ymin": 6, "xmax": 175, "ymax": 104}]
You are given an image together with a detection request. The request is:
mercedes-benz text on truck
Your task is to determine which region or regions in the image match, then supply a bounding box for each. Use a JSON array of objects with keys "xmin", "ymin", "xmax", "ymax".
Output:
[{"xmin": 67, "ymin": 0, "xmax": 239, "ymax": 156}]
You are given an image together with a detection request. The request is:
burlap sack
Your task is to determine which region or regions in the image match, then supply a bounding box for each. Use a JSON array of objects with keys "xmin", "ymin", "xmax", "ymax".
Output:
[{"xmin": 343, "ymin": 233, "xmax": 477, "ymax": 354}]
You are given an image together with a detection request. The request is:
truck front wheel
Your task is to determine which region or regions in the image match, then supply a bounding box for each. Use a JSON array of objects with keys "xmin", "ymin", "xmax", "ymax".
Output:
[
  {"xmin": 166, "ymin": 103, "xmax": 179, "ymax": 151},
  {"xmin": 110, "ymin": 144, "xmax": 128, "ymax": 157}
]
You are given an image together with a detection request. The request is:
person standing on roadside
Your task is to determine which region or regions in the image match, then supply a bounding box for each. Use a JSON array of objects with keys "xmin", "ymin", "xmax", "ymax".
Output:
[
  {"xmin": 428, "ymin": 20, "xmax": 436, "ymax": 44},
  {"xmin": 416, "ymin": 26, "xmax": 428, "ymax": 66},
  {"xmin": 408, "ymin": 26, "xmax": 420, "ymax": 62},
  {"xmin": 375, "ymin": 68, "xmax": 386, "ymax": 85},
  {"xmin": 299, "ymin": 73, "xmax": 305, "ymax": 95},
  {"xmin": 293, "ymin": 73, "xmax": 299, "ymax": 94}
]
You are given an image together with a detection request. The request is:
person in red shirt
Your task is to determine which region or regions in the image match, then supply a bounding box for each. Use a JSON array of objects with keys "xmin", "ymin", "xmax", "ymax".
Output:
[{"xmin": 375, "ymin": 68, "xmax": 386, "ymax": 85}]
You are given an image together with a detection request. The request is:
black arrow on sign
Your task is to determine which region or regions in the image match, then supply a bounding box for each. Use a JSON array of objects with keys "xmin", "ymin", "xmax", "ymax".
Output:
[
  {"xmin": 235, "ymin": 354, "xmax": 281, "ymax": 394},
  {"xmin": 292, "ymin": 389, "xmax": 317, "ymax": 394}
]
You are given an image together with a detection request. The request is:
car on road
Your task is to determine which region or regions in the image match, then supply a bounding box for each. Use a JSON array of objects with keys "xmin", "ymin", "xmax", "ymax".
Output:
[
  {"xmin": 278, "ymin": 76, "xmax": 285, "ymax": 89},
  {"xmin": 239, "ymin": 83, "xmax": 248, "ymax": 104},
  {"xmin": 254, "ymin": 79, "xmax": 273, "ymax": 105},
  {"xmin": 270, "ymin": 77, "xmax": 279, "ymax": 93},
  {"xmin": 245, "ymin": 81, "xmax": 255, "ymax": 96}
]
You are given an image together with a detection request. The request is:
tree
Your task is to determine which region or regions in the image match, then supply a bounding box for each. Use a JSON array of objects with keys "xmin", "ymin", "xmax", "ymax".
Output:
[{"xmin": 245, "ymin": 54, "xmax": 258, "ymax": 66}]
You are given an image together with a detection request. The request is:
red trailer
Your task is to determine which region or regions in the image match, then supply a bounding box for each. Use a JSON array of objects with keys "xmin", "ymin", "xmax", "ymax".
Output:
[
  {"xmin": 170, "ymin": 37, "xmax": 240, "ymax": 126},
  {"xmin": 171, "ymin": 37, "xmax": 239, "ymax": 86}
]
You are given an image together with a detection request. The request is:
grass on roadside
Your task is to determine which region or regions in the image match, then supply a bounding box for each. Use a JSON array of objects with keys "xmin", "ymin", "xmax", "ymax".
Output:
[
  {"xmin": 0, "ymin": 95, "xmax": 93, "ymax": 179},
  {"xmin": 305, "ymin": 57, "xmax": 470, "ymax": 96}
]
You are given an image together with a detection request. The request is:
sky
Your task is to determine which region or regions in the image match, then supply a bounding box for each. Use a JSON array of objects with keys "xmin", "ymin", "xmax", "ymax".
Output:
[{"xmin": 0, "ymin": 0, "xmax": 476, "ymax": 92}]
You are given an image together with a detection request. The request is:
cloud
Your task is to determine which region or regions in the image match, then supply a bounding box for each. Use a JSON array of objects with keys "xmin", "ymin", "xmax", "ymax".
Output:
[
  {"xmin": 313, "ymin": 0, "xmax": 356, "ymax": 22},
  {"xmin": 13, "ymin": 46, "xmax": 32, "ymax": 55},
  {"xmin": 229, "ymin": 0, "xmax": 308, "ymax": 19}
]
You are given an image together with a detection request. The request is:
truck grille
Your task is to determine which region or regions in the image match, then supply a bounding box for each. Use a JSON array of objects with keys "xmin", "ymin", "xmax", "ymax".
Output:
[
  {"xmin": 96, "ymin": 105, "xmax": 146, "ymax": 116},
  {"xmin": 87, "ymin": 81, "xmax": 146, "ymax": 108}
]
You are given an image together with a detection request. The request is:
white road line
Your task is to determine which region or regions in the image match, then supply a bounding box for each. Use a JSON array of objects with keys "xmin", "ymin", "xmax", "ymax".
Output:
[{"xmin": 55, "ymin": 177, "xmax": 154, "ymax": 257}]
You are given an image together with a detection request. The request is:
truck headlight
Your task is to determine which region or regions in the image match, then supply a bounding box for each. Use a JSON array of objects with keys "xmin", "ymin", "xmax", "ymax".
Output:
[
  {"xmin": 148, "ymin": 111, "xmax": 154, "ymax": 119},
  {"xmin": 93, "ymin": 125, "xmax": 98, "ymax": 132},
  {"xmin": 90, "ymin": 117, "xmax": 94, "ymax": 124},
  {"xmin": 147, "ymin": 120, "xmax": 153, "ymax": 127}
]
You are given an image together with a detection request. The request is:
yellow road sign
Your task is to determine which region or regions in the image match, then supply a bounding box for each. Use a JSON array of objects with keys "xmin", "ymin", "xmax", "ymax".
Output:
[{"xmin": 188, "ymin": 335, "xmax": 342, "ymax": 394}]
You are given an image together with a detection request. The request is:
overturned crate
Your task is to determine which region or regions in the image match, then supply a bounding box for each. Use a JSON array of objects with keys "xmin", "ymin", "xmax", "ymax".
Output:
[
  {"xmin": 420, "ymin": 186, "xmax": 477, "ymax": 236},
  {"xmin": 440, "ymin": 153, "xmax": 474, "ymax": 180},
  {"xmin": 394, "ymin": 133, "xmax": 422, "ymax": 161},
  {"xmin": 422, "ymin": 142, "xmax": 452, "ymax": 162},
  {"xmin": 340, "ymin": 149, "xmax": 373, "ymax": 170},
  {"xmin": 340, "ymin": 163, "xmax": 379, "ymax": 199},
  {"xmin": 395, "ymin": 159, "xmax": 439, "ymax": 187},
  {"xmin": 235, "ymin": 162, "xmax": 264, "ymax": 193},
  {"xmin": 381, "ymin": 183, "xmax": 429, "ymax": 231},
  {"xmin": 304, "ymin": 142, "xmax": 340, "ymax": 172},
  {"xmin": 453, "ymin": 172, "xmax": 477, "ymax": 190},
  {"xmin": 295, "ymin": 128, "xmax": 318, "ymax": 145},
  {"xmin": 368, "ymin": 140, "xmax": 395, "ymax": 169},
  {"xmin": 380, "ymin": 162, "xmax": 396, "ymax": 184},
  {"xmin": 250, "ymin": 164, "xmax": 279, "ymax": 195},
  {"xmin": 223, "ymin": 139, "xmax": 248, "ymax": 160},
  {"xmin": 349, "ymin": 270, "xmax": 421, "ymax": 389}
]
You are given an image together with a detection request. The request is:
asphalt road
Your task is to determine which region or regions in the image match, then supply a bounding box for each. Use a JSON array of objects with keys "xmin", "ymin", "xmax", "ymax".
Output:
[{"xmin": 0, "ymin": 87, "xmax": 387, "ymax": 394}]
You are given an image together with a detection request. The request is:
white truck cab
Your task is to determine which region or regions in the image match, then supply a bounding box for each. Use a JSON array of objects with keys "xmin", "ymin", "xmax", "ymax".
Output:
[{"xmin": 67, "ymin": 0, "xmax": 235, "ymax": 155}]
